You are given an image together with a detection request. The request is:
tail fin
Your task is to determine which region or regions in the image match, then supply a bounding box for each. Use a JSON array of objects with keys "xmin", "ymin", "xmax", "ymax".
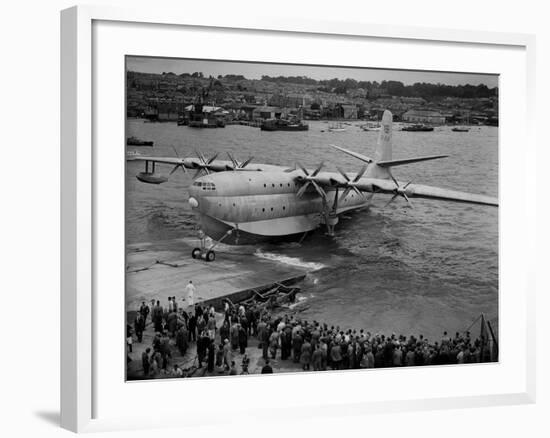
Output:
[{"xmin": 374, "ymin": 110, "xmax": 393, "ymax": 162}]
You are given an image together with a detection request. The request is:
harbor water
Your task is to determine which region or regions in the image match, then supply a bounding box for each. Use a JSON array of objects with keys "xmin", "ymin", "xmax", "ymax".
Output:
[{"xmin": 126, "ymin": 119, "xmax": 498, "ymax": 341}]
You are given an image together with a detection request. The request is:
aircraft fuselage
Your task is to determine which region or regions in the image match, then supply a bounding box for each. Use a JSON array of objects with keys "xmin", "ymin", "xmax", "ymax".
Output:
[{"xmin": 188, "ymin": 168, "xmax": 370, "ymax": 244}]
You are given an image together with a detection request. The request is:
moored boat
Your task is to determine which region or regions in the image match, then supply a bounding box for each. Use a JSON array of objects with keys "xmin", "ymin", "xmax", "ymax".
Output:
[
  {"xmin": 401, "ymin": 124, "xmax": 434, "ymax": 132},
  {"xmin": 127, "ymin": 136, "xmax": 154, "ymax": 146},
  {"xmin": 260, "ymin": 118, "xmax": 308, "ymax": 131},
  {"xmin": 360, "ymin": 121, "xmax": 381, "ymax": 131},
  {"xmin": 328, "ymin": 122, "xmax": 347, "ymax": 132}
]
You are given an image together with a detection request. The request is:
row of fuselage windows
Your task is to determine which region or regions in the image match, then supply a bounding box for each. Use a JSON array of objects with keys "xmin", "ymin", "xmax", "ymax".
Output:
[
  {"xmin": 194, "ymin": 181, "xmax": 297, "ymax": 191},
  {"xmin": 221, "ymin": 203, "xmax": 288, "ymax": 212},
  {"xmin": 263, "ymin": 182, "xmax": 298, "ymax": 189},
  {"xmin": 193, "ymin": 181, "xmax": 217, "ymax": 191}
]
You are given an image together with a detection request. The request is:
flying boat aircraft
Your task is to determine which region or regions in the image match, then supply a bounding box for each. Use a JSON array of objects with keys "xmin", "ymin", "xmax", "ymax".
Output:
[{"xmin": 128, "ymin": 110, "xmax": 498, "ymax": 261}]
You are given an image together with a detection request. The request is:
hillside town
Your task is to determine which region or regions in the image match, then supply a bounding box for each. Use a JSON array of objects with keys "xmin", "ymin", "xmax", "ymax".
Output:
[{"xmin": 126, "ymin": 70, "xmax": 499, "ymax": 126}]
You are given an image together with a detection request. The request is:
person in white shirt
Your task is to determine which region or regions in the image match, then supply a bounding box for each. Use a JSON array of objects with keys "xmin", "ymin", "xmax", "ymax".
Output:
[
  {"xmin": 185, "ymin": 280, "xmax": 196, "ymax": 308},
  {"xmin": 168, "ymin": 296, "xmax": 174, "ymax": 313}
]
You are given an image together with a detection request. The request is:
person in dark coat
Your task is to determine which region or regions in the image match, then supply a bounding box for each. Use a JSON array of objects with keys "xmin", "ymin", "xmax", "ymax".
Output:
[
  {"xmin": 152, "ymin": 301, "xmax": 163, "ymax": 333},
  {"xmin": 245, "ymin": 307, "xmax": 255, "ymax": 335},
  {"xmin": 280, "ymin": 326, "xmax": 292, "ymax": 360},
  {"xmin": 175, "ymin": 325, "xmax": 189, "ymax": 356},
  {"xmin": 230, "ymin": 322, "xmax": 240, "ymax": 351},
  {"xmin": 300, "ymin": 340, "xmax": 312, "ymax": 371},
  {"xmin": 207, "ymin": 341, "xmax": 215, "ymax": 373},
  {"xmin": 256, "ymin": 319, "xmax": 268, "ymax": 348},
  {"xmin": 330, "ymin": 342, "xmax": 342, "ymax": 370},
  {"xmin": 374, "ymin": 345, "xmax": 385, "ymax": 368},
  {"xmin": 220, "ymin": 320, "xmax": 230, "ymax": 346},
  {"xmin": 197, "ymin": 330, "xmax": 210, "ymax": 367},
  {"xmin": 139, "ymin": 301, "xmax": 150, "ymax": 324},
  {"xmin": 166, "ymin": 311, "xmax": 178, "ymax": 337},
  {"xmin": 292, "ymin": 332, "xmax": 304, "ymax": 363},
  {"xmin": 312, "ymin": 345, "xmax": 323, "ymax": 371},
  {"xmin": 142, "ymin": 348, "xmax": 151, "ymax": 377},
  {"xmin": 238, "ymin": 324, "xmax": 248, "ymax": 354},
  {"xmin": 134, "ymin": 312, "xmax": 145, "ymax": 343},
  {"xmin": 383, "ymin": 340, "xmax": 394, "ymax": 367},
  {"xmin": 261, "ymin": 359, "xmax": 273, "ymax": 374},
  {"xmin": 340, "ymin": 339, "xmax": 349, "ymax": 369},
  {"xmin": 187, "ymin": 312, "xmax": 197, "ymax": 342}
]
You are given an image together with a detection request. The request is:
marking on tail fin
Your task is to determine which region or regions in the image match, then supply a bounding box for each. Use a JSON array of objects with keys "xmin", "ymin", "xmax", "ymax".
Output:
[{"xmin": 374, "ymin": 110, "xmax": 393, "ymax": 162}]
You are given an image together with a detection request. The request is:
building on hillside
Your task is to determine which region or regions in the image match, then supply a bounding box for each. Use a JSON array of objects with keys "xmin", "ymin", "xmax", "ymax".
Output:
[
  {"xmin": 402, "ymin": 109, "xmax": 445, "ymax": 125},
  {"xmin": 252, "ymin": 106, "xmax": 283, "ymax": 120},
  {"xmin": 333, "ymin": 104, "xmax": 358, "ymax": 119}
]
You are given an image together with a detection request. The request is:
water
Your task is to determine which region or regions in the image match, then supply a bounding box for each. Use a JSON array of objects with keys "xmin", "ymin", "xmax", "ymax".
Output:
[{"xmin": 126, "ymin": 119, "xmax": 498, "ymax": 341}]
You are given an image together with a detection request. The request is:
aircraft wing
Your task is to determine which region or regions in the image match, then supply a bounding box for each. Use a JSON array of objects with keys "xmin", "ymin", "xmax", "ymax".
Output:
[
  {"xmin": 127, "ymin": 155, "xmax": 184, "ymax": 165},
  {"xmin": 127, "ymin": 154, "xmax": 269, "ymax": 183},
  {"xmin": 355, "ymin": 178, "xmax": 498, "ymax": 206}
]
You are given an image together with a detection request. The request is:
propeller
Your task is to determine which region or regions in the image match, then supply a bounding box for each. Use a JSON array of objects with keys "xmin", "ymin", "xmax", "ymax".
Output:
[
  {"xmin": 335, "ymin": 164, "xmax": 368, "ymax": 202},
  {"xmin": 226, "ymin": 152, "xmax": 254, "ymax": 170},
  {"xmin": 295, "ymin": 162, "xmax": 327, "ymax": 200},
  {"xmin": 191, "ymin": 150, "xmax": 224, "ymax": 178},
  {"xmin": 169, "ymin": 146, "xmax": 188, "ymax": 176},
  {"xmin": 384, "ymin": 175, "xmax": 414, "ymax": 208}
]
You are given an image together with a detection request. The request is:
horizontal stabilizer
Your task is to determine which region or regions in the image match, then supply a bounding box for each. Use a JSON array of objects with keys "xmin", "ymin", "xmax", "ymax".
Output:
[
  {"xmin": 330, "ymin": 144, "xmax": 373, "ymax": 164},
  {"xmin": 377, "ymin": 155, "xmax": 448, "ymax": 167}
]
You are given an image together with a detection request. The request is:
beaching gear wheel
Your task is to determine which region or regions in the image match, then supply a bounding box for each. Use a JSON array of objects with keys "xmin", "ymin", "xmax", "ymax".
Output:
[
  {"xmin": 205, "ymin": 250, "xmax": 216, "ymax": 262},
  {"xmin": 191, "ymin": 248, "xmax": 201, "ymax": 259}
]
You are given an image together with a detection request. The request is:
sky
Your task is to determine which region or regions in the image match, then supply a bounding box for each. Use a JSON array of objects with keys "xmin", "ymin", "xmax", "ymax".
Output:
[{"xmin": 127, "ymin": 56, "xmax": 498, "ymax": 87}]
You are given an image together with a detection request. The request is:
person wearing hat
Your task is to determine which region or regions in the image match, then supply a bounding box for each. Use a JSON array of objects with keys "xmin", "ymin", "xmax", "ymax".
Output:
[
  {"xmin": 139, "ymin": 301, "xmax": 150, "ymax": 324},
  {"xmin": 261, "ymin": 359, "xmax": 273, "ymax": 374}
]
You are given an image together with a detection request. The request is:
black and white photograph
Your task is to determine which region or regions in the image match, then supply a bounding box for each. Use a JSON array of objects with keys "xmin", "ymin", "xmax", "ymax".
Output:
[{"xmin": 125, "ymin": 56, "xmax": 499, "ymax": 380}]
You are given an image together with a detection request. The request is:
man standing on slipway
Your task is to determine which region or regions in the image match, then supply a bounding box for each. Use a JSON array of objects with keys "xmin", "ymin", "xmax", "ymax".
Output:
[{"xmin": 185, "ymin": 280, "xmax": 196, "ymax": 310}]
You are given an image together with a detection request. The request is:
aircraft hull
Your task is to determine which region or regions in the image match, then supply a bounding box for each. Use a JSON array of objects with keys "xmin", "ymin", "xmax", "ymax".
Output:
[
  {"xmin": 198, "ymin": 213, "xmax": 316, "ymax": 245},
  {"xmin": 197, "ymin": 198, "xmax": 371, "ymax": 245}
]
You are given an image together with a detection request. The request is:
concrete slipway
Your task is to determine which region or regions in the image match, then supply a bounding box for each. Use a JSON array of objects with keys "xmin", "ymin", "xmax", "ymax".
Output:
[{"xmin": 126, "ymin": 238, "xmax": 308, "ymax": 313}]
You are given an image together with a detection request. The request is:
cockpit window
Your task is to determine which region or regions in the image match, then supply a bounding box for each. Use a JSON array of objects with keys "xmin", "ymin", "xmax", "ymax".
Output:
[{"xmin": 193, "ymin": 181, "xmax": 216, "ymax": 191}]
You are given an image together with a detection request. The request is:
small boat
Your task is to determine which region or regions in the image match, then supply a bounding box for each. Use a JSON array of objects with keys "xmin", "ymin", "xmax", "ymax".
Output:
[
  {"xmin": 452, "ymin": 126, "xmax": 470, "ymax": 132},
  {"xmin": 127, "ymin": 136, "xmax": 154, "ymax": 146},
  {"xmin": 260, "ymin": 118, "xmax": 309, "ymax": 131},
  {"xmin": 360, "ymin": 121, "xmax": 381, "ymax": 131},
  {"xmin": 126, "ymin": 150, "xmax": 142, "ymax": 158},
  {"xmin": 328, "ymin": 122, "xmax": 347, "ymax": 132},
  {"xmin": 401, "ymin": 124, "xmax": 434, "ymax": 132}
]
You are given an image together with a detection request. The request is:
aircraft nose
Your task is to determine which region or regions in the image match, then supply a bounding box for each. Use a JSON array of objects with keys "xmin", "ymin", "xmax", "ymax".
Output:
[{"xmin": 188, "ymin": 197, "xmax": 199, "ymax": 208}]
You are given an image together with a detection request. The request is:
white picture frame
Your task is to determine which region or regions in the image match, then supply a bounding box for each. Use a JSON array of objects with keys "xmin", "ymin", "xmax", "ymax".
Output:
[{"xmin": 60, "ymin": 5, "xmax": 536, "ymax": 433}]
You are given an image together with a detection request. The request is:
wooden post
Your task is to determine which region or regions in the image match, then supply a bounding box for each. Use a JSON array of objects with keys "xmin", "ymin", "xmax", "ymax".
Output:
[{"xmin": 486, "ymin": 320, "xmax": 499, "ymax": 361}]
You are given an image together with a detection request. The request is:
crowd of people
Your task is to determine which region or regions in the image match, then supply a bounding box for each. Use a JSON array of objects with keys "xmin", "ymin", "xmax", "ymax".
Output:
[{"xmin": 127, "ymin": 285, "xmax": 496, "ymax": 379}]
